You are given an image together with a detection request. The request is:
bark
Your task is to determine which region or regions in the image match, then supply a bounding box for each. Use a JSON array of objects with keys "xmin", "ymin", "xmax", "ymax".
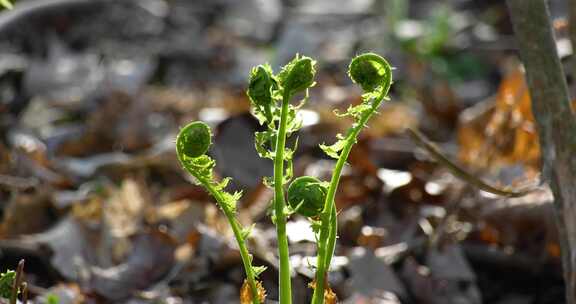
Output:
[
  {"xmin": 506, "ymin": 0, "xmax": 576, "ymax": 303},
  {"xmin": 571, "ymin": 0, "xmax": 576, "ymax": 93}
]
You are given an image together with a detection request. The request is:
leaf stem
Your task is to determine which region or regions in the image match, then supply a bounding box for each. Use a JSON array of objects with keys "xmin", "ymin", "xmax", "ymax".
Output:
[
  {"xmin": 323, "ymin": 207, "xmax": 338, "ymax": 269},
  {"xmin": 196, "ymin": 176, "xmax": 260, "ymax": 304},
  {"xmin": 311, "ymin": 91, "xmax": 386, "ymax": 304},
  {"xmin": 274, "ymin": 93, "xmax": 293, "ymax": 304}
]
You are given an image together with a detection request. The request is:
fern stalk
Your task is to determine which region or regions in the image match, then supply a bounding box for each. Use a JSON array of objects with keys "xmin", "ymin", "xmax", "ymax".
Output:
[
  {"xmin": 196, "ymin": 175, "xmax": 261, "ymax": 304},
  {"xmin": 273, "ymin": 93, "xmax": 293, "ymax": 304},
  {"xmin": 311, "ymin": 89, "xmax": 387, "ymax": 304},
  {"xmin": 312, "ymin": 53, "xmax": 392, "ymax": 304},
  {"xmin": 176, "ymin": 122, "xmax": 263, "ymax": 304}
]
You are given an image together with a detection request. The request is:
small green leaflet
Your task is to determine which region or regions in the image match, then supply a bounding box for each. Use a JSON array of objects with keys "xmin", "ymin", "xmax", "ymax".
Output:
[
  {"xmin": 219, "ymin": 190, "xmax": 242, "ymax": 213},
  {"xmin": 0, "ymin": 270, "xmax": 15, "ymax": 299},
  {"xmin": 178, "ymin": 154, "xmax": 240, "ymax": 214},
  {"xmin": 254, "ymin": 131, "xmax": 275, "ymax": 159},
  {"xmin": 334, "ymin": 103, "xmax": 372, "ymax": 120},
  {"xmin": 241, "ymin": 224, "xmax": 256, "ymax": 239},
  {"xmin": 319, "ymin": 138, "xmax": 346, "ymax": 159},
  {"xmin": 214, "ymin": 177, "xmax": 231, "ymax": 190},
  {"xmin": 252, "ymin": 265, "xmax": 267, "ymax": 278},
  {"xmin": 0, "ymin": 0, "xmax": 13, "ymax": 9}
]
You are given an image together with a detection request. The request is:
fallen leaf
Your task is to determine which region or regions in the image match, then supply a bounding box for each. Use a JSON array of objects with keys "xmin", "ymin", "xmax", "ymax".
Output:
[
  {"xmin": 308, "ymin": 280, "xmax": 338, "ymax": 304},
  {"xmin": 104, "ymin": 177, "xmax": 149, "ymax": 239},
  {"xmin": 456, "ymin": 63, "xmax": 576, "ymax": 181},
  {"xmin": 240, "ymin": 279, "xmax": 266, "ymax": 304},
  {"xmin": 347, "ymin": 247, "xmax": 406, "ymax": 299},
  {"xmin": 89, "ymin": 229, "xmax": 177, "ymax": 301}
]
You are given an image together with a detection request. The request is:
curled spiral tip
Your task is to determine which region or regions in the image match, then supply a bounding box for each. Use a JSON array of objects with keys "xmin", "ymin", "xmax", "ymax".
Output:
[
  {"xmin": 279, "ymin": 54, "xmax": 317, "ymax": 97},
  {"xmin": 348, "ymin": 53, "xmax": 392, "ymax": 94},
  {"xmin": 287, "ymin": 176, "xmax": 327, "ymax": 217},
  {"xmin": 247, "ymin": 64, "xmax": 276, "ymax": 107},
  {"xmin": 176, "ymin": 121, "xmax": 212, "ymax": 159}
]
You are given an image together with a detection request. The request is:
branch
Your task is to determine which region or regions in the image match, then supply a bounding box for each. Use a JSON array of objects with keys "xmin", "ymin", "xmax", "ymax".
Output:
[
  {"xmin": 571, "ymin": 0, "xmax": 576, "ymax": 88},
  {"xmin": 507, "ymin": 1, "xmax": 576, "ymax": 303},
  {"xmin": 406, "ymin": 128, "xmax": 532, "ymax": 197}
]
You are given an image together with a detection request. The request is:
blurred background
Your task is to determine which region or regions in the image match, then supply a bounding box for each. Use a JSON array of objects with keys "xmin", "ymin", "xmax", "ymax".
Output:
[{"xmin": 0, "ymin": 0, "xmax": 572, "ymax": 303}]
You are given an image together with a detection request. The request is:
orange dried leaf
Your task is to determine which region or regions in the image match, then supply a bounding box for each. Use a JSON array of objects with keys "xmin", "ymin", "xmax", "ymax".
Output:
[
  {"xmin": 308, "ymin": 280, "xmax": 338, "ymax": 304},
  {"xmin": 478, "ymin": 224, "xmax": 500, "ymax": 245},
  {"xmin": 546, "ymin": 242, "xmax": 561, "ymax": 258},
  {"xmin": 458, "ymin": 64, "xmax": 543, "ymax": 177},
  {"xmin": 240, "ymin": 280, "xmax": 266, "ymax": 304},
  {"xmin": 324, "ymin": 286, "xmax": 337, "ymax": 304}
]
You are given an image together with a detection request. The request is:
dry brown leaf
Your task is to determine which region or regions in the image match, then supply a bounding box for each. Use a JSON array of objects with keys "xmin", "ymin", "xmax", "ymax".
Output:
[
  {"xmin": 40, "ymin": 283, "xmax": 85, "ymax": 304},
  {"xmin": 324, "ymin": 286, "xmax": 338, "ymax": 304},
  {"xmin": 240, "ymin": 279, "xmax": 266, "ymax": 304},
  {"xmin": 0, "ymin": 142, "xmax": 12, "ymax": 173},
  {"xmin": 0, "ymin": 189, "xmax": 53, "ymax": 237},
  {"xmin": 457, "ymin": 63, "xmax": 574, "ymax": 179},
  {"xmin": 366, "ymin": 102, "xmax": 419, "ymax": 138},
  {"xmin": 72, "ymin": 196, "xmax": 103, "ymax": 223},
  {"xmin": 546, "ymin": 242, "xmax": 561, "ymax": 258},
  {"xmin": 147, "ymin": 199, "xmax": 191, "ymax": 223},
  {"xmin": 308, "ymin": 280, "xmax": 338, "ymax": 304},
  {"xmin": 477, "ymin": 223, "xmax": 500, "ymax": 245},
  {"xmin": 104, "ymin": 178, "xmax": 149, "ymax": 238},
  {"xmin": 89, "ymin": 229, "xmax": 177, "ymax": 301},
  {"xmin": 348, "ymin": 139, "xmax": 379, "ymax": 175}
]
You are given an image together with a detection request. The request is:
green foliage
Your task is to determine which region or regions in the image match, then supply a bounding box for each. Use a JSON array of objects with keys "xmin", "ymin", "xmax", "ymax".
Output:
[
  {"xmin": 247, "ymin": 64, "xmax": 277, "ymax": 124},
  {"xmin": 287, "ymin": 176, "xmax": 328, "ymax": 217},
  {"xmin": 177, "ymin": 121, "xmax": 212, "ymax": 158},
  {"xmin": 251, "ymin": 54, "xmax": 317, "ymax": 192},
  {"xmin": 390, "ymin": 2, "xmax": 452, "ymax": 58},
  {"xmin": 349, "ymin": 53, "xmax": 392, "ymax": 96},
  {"xmin": 176, "ymin": 122, "xmax": 261, "ymax": 304},
  {"xmin": 277, "ymin": 54, "xmax": 317, "ymax": 98},
  {"xmin": 0, "ymin": 0, "xmax": 13, "ymax": 9},
  {"xmin": 319, "ymin": 134, "xmax": 346, "ymax": 159},
  {"xmin": 320, "ymin": 53, "xmax": 392, "ymax": 161},
  {"xmin": 312, "ymin": 53, "xmax": 392, "ymax": 304},
  {"xmin": 252, "ymin": 54, "xmax": 317, "ymax": 304},
  {"xmin": 348, "ymin": 53, "xmax": 392, "ymax": 93},
  {"xmin": 177, "ymin": 52, "xmax": 392, "ymax": 304},
  {"xmin": 0, "ymin": 270, "xmax": 15, "ymax": 299},
  {"xmin": 176, "ymin": 122, "xmax": 240, "ymax": 213},
  {"xmin": 251, "ymin": 265, "xmax": 267, "ymax": 278},
  {"xmin": 387, "ymin": 1, "xmax": 486, "ymax": 83},
  {"xmin": 419, "ymin": 4, "xmax": 451, "ymax": 57},
  {"xmin": 46, "ymin": 294, "xmax": 60, "ymax": 304}
]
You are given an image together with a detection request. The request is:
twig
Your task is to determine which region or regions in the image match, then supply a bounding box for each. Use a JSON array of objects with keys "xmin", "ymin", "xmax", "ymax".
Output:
[
  {"xmin": 406, "ymin": 128, "xmax": 532, "ymax": 197},
  {"xmin": 9, "ymin": 260, "xmax": 24, "ymax": 304},
  {"xmin": 19, "ymin": 283, "xmax": 27, "ymax": 304},
  {"xmin": 0, "ymin": 174, "xmax": 38, "ymax": 190}
]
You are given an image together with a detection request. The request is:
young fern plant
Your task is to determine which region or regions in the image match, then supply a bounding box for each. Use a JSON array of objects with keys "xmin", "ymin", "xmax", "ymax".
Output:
[
  {"xmin": 176, "ymin": 122, "xmax": 266, "ymax": 304},
  {"xmin": 311, "ymin": 53, "xmax": 393, "ymax": 304},
  {"xmin": 248, "ymin": 54, "xmax": 317, "ymax": 304},
  {"xmin": 176, "ymin": 52, "xmax": 392, "ymax": 304}
]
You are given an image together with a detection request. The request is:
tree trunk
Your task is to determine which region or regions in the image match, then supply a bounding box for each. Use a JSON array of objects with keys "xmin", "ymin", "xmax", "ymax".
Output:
[
  {"xmin": 506, "ymin": 0, "xmax": 576, "ymax": 303},
  {"xmin": 570, "ymin": 0, "xmax": 576, "ymax": 95}
]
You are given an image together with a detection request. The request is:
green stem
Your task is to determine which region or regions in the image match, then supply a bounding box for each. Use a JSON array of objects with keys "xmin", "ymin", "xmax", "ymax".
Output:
[
  {"xmin": 323, "ymin": 207, "xmax": 338, "ymax": 269},
  {"xmin": 196, "ymin": 176, "xmax": 260, "ymax": 304},
  {"xmin": 311, "ymin": 92, "xmax": 386, "ymax": 304},
  {"xmin": 274, "ymin": 93, "xmax": 292, "ymax": 304}
]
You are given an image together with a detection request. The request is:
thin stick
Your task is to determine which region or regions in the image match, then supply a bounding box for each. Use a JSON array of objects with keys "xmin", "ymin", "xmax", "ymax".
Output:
[
  {"xmin": 9, "ymin": 260, "xmax": 24, "ymax": 304},
  {"xmin": 406, "ymin": 128, "xmax": 532, "ymax": 197}
]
